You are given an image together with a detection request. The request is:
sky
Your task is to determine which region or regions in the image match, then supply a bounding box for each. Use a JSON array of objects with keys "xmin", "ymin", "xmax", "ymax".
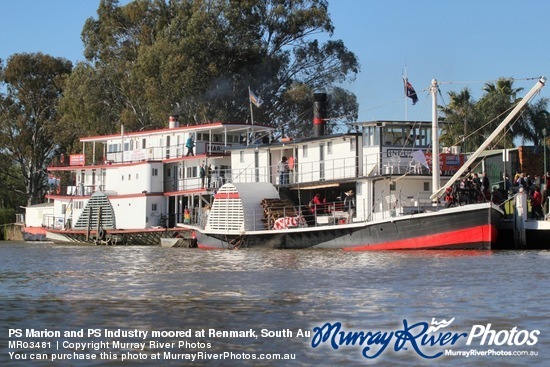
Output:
[{"xmin": 1, "ymin": 0, "xmax": 550, "ymax": 124}]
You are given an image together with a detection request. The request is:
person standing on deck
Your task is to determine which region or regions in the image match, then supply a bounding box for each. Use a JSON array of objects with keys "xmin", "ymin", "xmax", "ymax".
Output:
[
  {"xmin": 207, "ymin": 164, "xmax": 212, "ymax": 188},
  {"xmin": 306, "ymin": 193, "xmax": 323, "ymax": 227},
  {"xmin": 482, "ymin": 172, "xmax": 490, "ymax": 191},
  {"xmin": 344, "ymin": 190, "xmax": 356, "ymax": 223},
  {"xmin": 186, "ymin": 135, "xmax": 195, "ymax": 156},
  {"xmin": 278, "ymin": 156, "xmax": 289, "ymax": 185},
  {"xmin": 199, "ymin": 163, "xmax": 206, "ymax": 189}
]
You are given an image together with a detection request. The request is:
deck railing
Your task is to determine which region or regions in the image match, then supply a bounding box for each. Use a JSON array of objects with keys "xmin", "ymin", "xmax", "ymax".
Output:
[{"xmin": 49, "ymin": 150, "xmax": 459, "ymax": 197}]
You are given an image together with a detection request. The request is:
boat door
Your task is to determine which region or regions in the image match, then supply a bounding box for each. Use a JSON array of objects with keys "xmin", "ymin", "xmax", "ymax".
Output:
[
  {"xmin": 319, "ymin": 143, "xmax": 325, "ymax": 180},
  {"xmin": 168, "ymin": 197, "xmax": 175, "ymax": 228}
]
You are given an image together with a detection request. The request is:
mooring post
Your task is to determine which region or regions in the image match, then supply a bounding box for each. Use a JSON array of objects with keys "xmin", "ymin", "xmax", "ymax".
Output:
[{"xmin": 514, "ymin": 192, "xmax": 527, "ymax": 247}]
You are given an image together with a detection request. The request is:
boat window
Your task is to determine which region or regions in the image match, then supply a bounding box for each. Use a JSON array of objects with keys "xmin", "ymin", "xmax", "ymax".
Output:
[
  {"xmin": 327, "ymin": 141, "xmax": 332, "ymax": 155},
  {"xmin": 364, "ymin": 126, "xmax": 381, "ymax": 147},
  {"xmin": 240, "ymin": 151, "xmax": 244, "ymax": 163},
  {"xmin": 349, "ymin": 137, "xmax": 356, "ymax": 151},
  {"xmin": 302, "ymin": 145, "xmax": 308, "ymax": 158},
  {"xmin": 186, "ymin": 166, "xmax": 197, "ymax": 178},
  {"xmin": 423, "ymin": 182, "xmax": 430, "ymax": 191},
  {"xmin": 152, "ymin": 168, "xmax": 158, "ymax": 176},
  {"xmin": 108, "ymin": 143, "xmax": 119, "ymax": 153},
  {"xmin": 382, "ymin": 126, "xmax": 432, "ymax": 147},
  {"xmin": 383, "ymin": 127, "xmax": 407, "ymax": 145},
  {"xmin": 363, "ymin": 127, "xmax": 370, "ymax": 147}
]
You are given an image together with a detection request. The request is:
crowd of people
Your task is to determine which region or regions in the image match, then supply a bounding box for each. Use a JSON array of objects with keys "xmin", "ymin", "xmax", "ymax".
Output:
[
  {"xmin": 444, "ymin": 169, "xmax": 549, "ymax": 220},
  {"xmin": 444, "ymin": 171, "xmax": 496, "ymax": 207},
  {"xmin": 509, "ymin": 171, "xmax": 549, "ymax": 220}
]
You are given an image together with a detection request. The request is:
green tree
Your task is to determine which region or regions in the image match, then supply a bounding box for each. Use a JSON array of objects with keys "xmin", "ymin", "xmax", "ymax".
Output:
[
  {"xmin": 0, "ymin": 53, "xmax": 73, "ymax": 206},
  {"xmin": 61, "ymin": 0, "xmax": 359, "ymax": 137},
  {"xmin": 440, "ymin": 88, "xmax": 483, "ymax": 153},
  {"xmin": 477, "ymin": 78, "xmax": 524, "ymax": 149},
  {"xmin": 440, "ymin": 78, "xmax": 549, "ymax": 152},
  {"xmin": 515, "ymin": 98, "xmax": 550, "ymax": 146}
]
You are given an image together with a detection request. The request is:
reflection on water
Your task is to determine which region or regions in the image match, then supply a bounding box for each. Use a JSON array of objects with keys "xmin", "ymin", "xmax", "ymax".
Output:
[{"xmin": 0, "ymin": 242, "xmax": 548, "ymax": 366}]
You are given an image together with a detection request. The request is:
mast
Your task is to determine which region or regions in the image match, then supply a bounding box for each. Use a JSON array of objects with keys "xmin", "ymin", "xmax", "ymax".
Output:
[
  {"xmin": 431, "ymin": 79, "xmax": 440, "ymax": 197},
  {"xmin": 430, "ymin": 76, "xmax": 546, "ymax": 200}
]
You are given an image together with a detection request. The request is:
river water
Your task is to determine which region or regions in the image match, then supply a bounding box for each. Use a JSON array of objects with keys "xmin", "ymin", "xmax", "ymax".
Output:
[{"xmin": 0, "ymin": 241, "xmax": 548, "ymax": 366}]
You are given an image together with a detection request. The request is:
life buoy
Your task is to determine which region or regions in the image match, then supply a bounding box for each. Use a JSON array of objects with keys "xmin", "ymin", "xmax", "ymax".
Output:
[
  {"xmin": 56, "ymin": 186, "xmax": 61, "ymax": 194},
  {"xmin": 98, "ymin": 228, "xmax": 106, "ymax": 241},
  {"xmin": 60, "ymin": 154, "xmax": 65, "ymax": 164}
]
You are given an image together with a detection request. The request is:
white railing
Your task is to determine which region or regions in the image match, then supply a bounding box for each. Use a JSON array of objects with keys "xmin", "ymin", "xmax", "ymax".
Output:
[
  {"xmin": 160, "ymin": 151, "xmax": 432, "ymax": 192},
  {"xmin": 59, "ymin": 150, "xmax": 440, "ymax": 196}
]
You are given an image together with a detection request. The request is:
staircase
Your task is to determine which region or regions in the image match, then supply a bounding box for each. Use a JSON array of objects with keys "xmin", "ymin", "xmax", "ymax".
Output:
[{"xmin": 74, "ymin": 192, "xmax": 116, "ymax": 230}]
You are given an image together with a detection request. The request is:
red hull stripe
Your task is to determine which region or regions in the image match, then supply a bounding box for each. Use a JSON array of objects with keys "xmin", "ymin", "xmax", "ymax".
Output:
[
  {"xmin": 213, "ymin": 193, "xmax": 240, "ymax": 199},
  {"xmin": 344, "ymin": 224, "xmax": 497, "ymax": 251},
  {"xmin": 197, "ymin": 244, "xmax": 224, "ymax": 250}
]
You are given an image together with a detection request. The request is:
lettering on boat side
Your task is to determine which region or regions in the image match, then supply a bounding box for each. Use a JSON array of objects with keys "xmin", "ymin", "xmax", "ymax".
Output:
[{"xmin": 310, "ymin": 318, "xmax": 540, "ymax": 360}]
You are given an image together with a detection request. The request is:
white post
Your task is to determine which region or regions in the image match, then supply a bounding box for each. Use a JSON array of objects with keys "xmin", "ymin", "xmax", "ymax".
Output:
[
  {"xmin": 431, "ymin": 79, "xmax": 440, "ymax": 198},
  {"xmin": 514, "ymin": 192, "xmax": 527, "ymax": 247}
]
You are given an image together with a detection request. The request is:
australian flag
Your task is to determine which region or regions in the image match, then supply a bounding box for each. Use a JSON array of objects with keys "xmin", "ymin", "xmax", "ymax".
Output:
[
  {"xmin": 249, "ymin": 89, "xmax": 264, "ymax": 108},
  {"xmin": 404, "ymin": 78, "xmax": 419, "ymax": 105}
]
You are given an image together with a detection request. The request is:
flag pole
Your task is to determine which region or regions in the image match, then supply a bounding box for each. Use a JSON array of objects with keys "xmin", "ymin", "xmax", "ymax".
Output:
[
  {"xmin": 403, "ymin": 66, "xmax": 408, "ymax": 121},
  {"xmin": 248, "ymin": 86, "xmax": 255, "ymax": 126}
]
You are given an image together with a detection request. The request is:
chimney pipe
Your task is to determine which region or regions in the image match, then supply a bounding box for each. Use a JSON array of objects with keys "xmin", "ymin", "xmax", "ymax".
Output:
[
  {"xmin": 313, "ymin": 93, "xmax": 327, "ymax": 137},
  {"xmin": 169, "ymin": 115, "xmax": 179, "ymax": 129}
]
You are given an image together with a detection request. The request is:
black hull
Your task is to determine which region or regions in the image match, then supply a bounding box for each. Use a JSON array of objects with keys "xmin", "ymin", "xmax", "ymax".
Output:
[{"xmin": 196, "ymin": 203, "xmax": 502, "ymax": 250}]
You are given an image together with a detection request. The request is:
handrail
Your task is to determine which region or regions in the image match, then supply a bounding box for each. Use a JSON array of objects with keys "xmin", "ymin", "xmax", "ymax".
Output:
[{"xmin": 50, "ymin": 149, "xmax": 468, "ymax": 197}]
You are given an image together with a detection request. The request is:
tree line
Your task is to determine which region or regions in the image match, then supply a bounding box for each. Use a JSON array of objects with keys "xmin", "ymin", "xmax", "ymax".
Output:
[
  {"xmin": 0, "ymin": 0, "xmax": 548, "ymax": 217},
  {"xmin": 440, "ymin": 78, "xmax": 549, "ymax": 153}
]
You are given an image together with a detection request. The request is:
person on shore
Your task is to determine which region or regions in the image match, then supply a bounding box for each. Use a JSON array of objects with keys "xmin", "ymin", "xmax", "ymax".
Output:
[
  {"xmin": 186, "ymin": 135, "xmax": 195, "ymax": 156},
  {"xmin": 278, "ymin": 156, "xmax": 289, "ymax": 185},
  {"xmin": 530, "ymin": 185, "xmax": 544, "ymax": 220},
  {"xmin": 544, "ymin": 172, "xmax": 550, "ymax": 214}
]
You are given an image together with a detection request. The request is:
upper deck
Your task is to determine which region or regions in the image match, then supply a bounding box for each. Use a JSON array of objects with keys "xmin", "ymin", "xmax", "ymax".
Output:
[{"xmin": 47, "ymin": 120, "xmax": 463, "ymax": 198}]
